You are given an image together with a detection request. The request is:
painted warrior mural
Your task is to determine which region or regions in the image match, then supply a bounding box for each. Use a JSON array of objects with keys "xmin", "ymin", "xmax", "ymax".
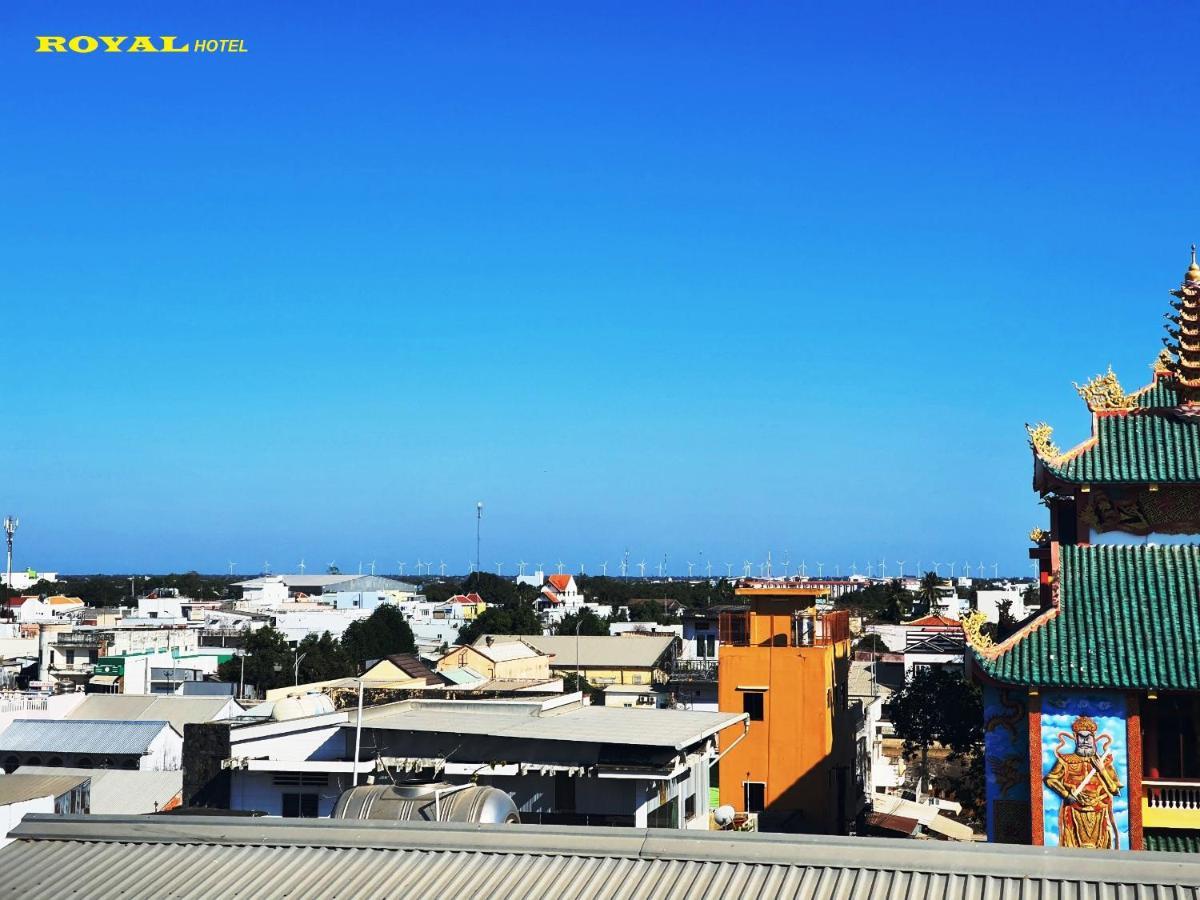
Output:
[{"xmin": 1044, "ymin": 715, "xmax": 1122, "ymax": 849}]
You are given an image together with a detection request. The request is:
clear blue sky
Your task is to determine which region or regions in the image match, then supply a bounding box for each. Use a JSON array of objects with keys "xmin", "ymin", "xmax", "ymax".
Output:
[{"xmin": 1, "ymin": 2, "xmax": 1193, "ymax": 576}]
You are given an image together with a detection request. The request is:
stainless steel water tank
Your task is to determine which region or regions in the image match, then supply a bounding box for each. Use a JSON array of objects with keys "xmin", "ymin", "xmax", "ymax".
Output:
[{"xmin": 332, "ymin": 781, "xmax": 520, "ymax": 824}]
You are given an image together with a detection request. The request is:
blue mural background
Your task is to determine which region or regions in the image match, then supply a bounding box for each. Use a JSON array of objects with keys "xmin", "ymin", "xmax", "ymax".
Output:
[
  {"xmin": 983, "ymin": 684, "xmax": 1030, "ymax": 843},
  {"xmin": 1040, "ymin": 691, "xmax": 1129, "ymax": 849}
]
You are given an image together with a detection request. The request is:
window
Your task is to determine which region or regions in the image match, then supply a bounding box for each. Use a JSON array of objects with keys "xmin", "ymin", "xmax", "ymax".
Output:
[
  {"xmin": 742, "ymin": 691, "xmax": 764, "ymax": 721},
  {"xmin": 282, "ymin": 793, "xmax": 319, "ymax": 818},
  {"xmin": 744, "ymin": 781, "xmax": 766, "ymax": 813}
]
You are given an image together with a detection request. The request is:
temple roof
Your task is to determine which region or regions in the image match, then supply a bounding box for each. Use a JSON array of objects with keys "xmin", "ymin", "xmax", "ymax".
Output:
[
  {"xmin": 1036, "ymin": 410, "xmax": 1200, "ymax": 485},
  {"xmin": 969, "ymin": 544, "xmax": 1200, "ymax": 690}
]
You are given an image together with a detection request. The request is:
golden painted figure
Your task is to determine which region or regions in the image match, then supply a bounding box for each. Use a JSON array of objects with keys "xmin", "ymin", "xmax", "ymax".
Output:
[{"xmin": 1044, "ymin": 715, "xmax": 1122, "ymax": 849}]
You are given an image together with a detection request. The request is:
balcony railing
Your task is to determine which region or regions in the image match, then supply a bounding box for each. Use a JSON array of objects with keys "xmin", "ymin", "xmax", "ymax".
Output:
[
  {"xmin": 719, "ymin": 609, "xmax": 851, "ymax": 648},
  {"xmin": 669, "ymin": 659, "xmax": 718, "ymax": 682},
  {"xmin": 1143, "ymin": 779, "xmax": 1200, "ymax": 829}
]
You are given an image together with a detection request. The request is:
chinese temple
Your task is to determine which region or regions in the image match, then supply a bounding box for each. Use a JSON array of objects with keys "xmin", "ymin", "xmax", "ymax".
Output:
[{"xmin": 965, "ymin": 249, "xmax": 1200, "ymax": 852}]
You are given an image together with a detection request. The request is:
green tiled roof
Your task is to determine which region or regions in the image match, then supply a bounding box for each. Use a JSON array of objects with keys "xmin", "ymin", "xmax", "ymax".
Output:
[
  {"xmin": 1134, "ymin": 379, "xmax": 1182, "ymax": 409},
  {"xmin": 1044, "ymin": 412, "xmax": 1200, "ymax": 484},
  {"xmin": 973, "ymin": 544, "xmax": 1200, "ymax": 690},
  {"xmin": 1145, "ymin": 830, "xmax": 1200, "ymax": 853}
]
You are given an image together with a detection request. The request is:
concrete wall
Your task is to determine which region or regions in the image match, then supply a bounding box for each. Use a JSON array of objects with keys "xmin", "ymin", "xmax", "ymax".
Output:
[{"xmin": 0, "ymin": 795, "xmax": 53, "ymax": 846}]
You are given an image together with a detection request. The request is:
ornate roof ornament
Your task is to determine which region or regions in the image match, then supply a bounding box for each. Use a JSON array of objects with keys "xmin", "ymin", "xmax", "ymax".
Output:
[
  {"xmin": 1073, "ymin": 366, "xmax": 1135, "ymax": 412},
  {"xmin": 1153, "ymin": 348, "xmax": 1175, "ymax": 375},
  {"xmin": 1029, "ymin": 527, "xmax": 1050, "ymax": 544},
  {"xmin": 1026, "ymin": 422, "xmax": 1061, "ymax": 460},
  {"xmin": 961, "ymin": 610, "xmax": 994, "ymax": 651}
]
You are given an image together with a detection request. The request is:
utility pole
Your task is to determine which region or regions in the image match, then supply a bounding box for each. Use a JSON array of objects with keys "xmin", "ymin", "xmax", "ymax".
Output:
[
  {"xmin": 476, "ymin": 502, "xmax": 483, "ymax": 577},
  {"xmin": 3, "ymin": 517, "xmax": 17, "ymax": 592}
]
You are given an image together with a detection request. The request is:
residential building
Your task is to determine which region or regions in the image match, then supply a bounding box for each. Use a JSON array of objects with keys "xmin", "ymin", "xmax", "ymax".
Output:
[
  {"xmin": 436, "ymin": 641, "xmax": 550, "ymax": 681},
  {"xmin": 4, "ymin": 815, "xmax": 1197, "ymax": 898},
  {"xmin": 967, "ymin": 250, "xmax": 1200, "ymax": 853},
  {"xmin": 187, "ymin": 694, "xmax": 746, "ymax": 829},
  {"xmin": 479, "ymin": 634, "xmax": 676, "ymax": 686},
  {"xmin": 0, "ymin": 570, "xmax": 57, "ymax": 592},
  {"xmin": 0, "ymin": 719, "xmax": 182, "ymax": 772},
  {"xmin": 667, "ymin": 607, "xmax": 730, "ymax": 712},
  {"xmin": 717, "ymin": 584, "xmax": 856, "ymax": 833},
  {"xmin": 848, "ymin": 659, "xmax": 902, "ymax": 798}
]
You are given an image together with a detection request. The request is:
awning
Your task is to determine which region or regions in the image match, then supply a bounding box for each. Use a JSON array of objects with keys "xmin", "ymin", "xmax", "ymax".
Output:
[{"xmin": 89, "ymin": 675, "xmax": 119, "ymax": 686}]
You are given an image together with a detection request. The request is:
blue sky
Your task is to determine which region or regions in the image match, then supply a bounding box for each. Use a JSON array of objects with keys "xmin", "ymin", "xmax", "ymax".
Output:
[{"xmin": 0, "ymin": 3, "xmax": 1193, "ymax": 575}]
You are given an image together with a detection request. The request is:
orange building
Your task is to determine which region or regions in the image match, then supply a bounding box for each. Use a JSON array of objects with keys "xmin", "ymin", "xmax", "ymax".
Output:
[{"xmin": 717, "ymin": 585, "xmax": 855, "ymax": 833}]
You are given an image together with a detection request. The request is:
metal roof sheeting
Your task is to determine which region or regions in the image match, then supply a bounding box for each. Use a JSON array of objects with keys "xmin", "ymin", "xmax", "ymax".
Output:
[
  {"xmin": 359, "ymin": 700, "xmax": 744, "ymax": 750},
  {"xmin": 481, "ymin": 634, "xmax": 676, "ymax": 669},
  {"xmin": 0, "ymin": 719, "xmax": 171, "ymax": 755},
  {"xmin": 13, "ymin": 767, "xmax": 181, "ymax": 814},
  {"xmin": 0, "ymin": 774, "xmax": 88, "ymax": 806},
  {"xmin": 65, "ymin": 695, "xmax": 235, "ymax": 735},
  {"xmin": 2, "ymin": 816, "xmax": 1200, "ymax": 900}
]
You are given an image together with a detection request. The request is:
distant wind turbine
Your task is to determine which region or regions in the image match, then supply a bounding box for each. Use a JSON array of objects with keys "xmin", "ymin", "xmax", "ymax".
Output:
[
  {"xmin": 687, "ymin": 561, "xmax": 695, "ymax": 578},
  {"xmin": 600, "ymin": 561, "xmax": 608, "ymax": 576},
  {"xmin": 637, "ymin": 560, "xmax": 646, "ymax": 577},
  {"xmin": 298, "ymin": 559, "xmax": 306, "ymax": 575},
  {"xmin": 398, "ymin": 562, "xmax": 406, "ymax": 576},
  {"xmin": 742, "ymin": 560, "xmax": 752, "ymax": 578},
  {"xmin": 895, "ymin": 560, "xmax": 904, "ymax": 578},
  {"xmin": 496, "ymin": 562, "xmax": 503, "ymax": 575},
  {"xmin": 556, "ymin": 560, "xmax": 566, "ymax": 575},
  {"xmin": 705, "ymin": 560, "xmax": 713, "ymax": 578},
  {"xmin": 725, "ymin": 562, "xmax": 734, "ymax": 578},
  {"xmin": 816, "ymin": 562, "xmax": 824, "ymax": 578},
  {"xmin": 518, "ymin": 560, "xmax": 527, "ymax": 576},
  {"xmin": 228, "ymin": 562, "xmax": 236, "ymax": 576}
]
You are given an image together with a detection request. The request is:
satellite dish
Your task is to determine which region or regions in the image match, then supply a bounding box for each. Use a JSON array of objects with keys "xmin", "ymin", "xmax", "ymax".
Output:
[{"xmin": 713, "ymin": 805, "xmax": 735, "ymax": 828}]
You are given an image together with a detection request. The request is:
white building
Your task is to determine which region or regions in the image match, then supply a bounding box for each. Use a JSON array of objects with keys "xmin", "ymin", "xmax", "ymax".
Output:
[
  {"xmin": 0, "ymin": 571, "xmax": 58, "ymax": 592},
  {"xmin": 187, "ymin": 694, "xmax": 747, "ymax": 829}
]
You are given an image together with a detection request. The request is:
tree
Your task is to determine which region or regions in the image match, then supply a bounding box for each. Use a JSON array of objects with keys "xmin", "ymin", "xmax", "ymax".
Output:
[
  {"xmin": 918, "ymin": 571, "xmax": 942, "ymax": 613},
  {"xmin": 217, "ymin": 626, "xmax": 295, "ymax": 694},
  {"xmin": 996, "ymin": 599, "xmax": 1018, "ymax": 642},
  {"xmin": 838, "ymin": 579, "xmax": 911, "ymax": 623},
  {"xmin": 553, "ymin": 608, "xmax": 609, "ymax": 636},
  {"xmin": 457, "ymin": 601, "xmax": 541, "ymax": 645},
  {"xmin": 341, "ymin": 605, "xmax": 417, "ymax": 669},
  {"xmin": 890, "ymin": 668, "xmax": 983, "ymax": 810},
  {"xmin": 294, "ymin": 631, "xmax": 353, "ymax": 684}
]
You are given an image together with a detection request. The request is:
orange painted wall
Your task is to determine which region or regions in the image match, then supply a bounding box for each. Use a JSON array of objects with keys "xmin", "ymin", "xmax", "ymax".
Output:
[{"xmin": 716, "ymin": 600, "xmax": 851, "ymax": 833}]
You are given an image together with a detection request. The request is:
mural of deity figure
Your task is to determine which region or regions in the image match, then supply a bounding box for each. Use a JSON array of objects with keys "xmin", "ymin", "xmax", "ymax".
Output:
[{"xmin": 1044, "ymin": 715, "xmax": 1122, "ymax": 849}]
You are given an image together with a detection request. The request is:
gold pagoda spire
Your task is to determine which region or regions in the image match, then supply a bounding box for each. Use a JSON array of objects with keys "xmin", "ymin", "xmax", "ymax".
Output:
[{"xmin": 1165, "ymin": 244, "xmax": 1200, "ymax": 394}]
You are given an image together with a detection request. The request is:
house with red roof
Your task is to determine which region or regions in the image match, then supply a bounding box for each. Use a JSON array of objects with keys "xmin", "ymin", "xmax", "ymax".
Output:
[{"xmin": 540, "ymin": 574, "xmax": 580, "ymax": 606}]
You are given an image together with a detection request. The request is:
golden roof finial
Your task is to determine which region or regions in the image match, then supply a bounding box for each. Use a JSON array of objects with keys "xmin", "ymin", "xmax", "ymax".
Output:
[
  {"xmin": 1186, "ymin": 243, "xmax": 1200, "ymax": 283},
  {"xmin": 1073, "ymin": 365, "xmax": 1135, "ymax": 411}
]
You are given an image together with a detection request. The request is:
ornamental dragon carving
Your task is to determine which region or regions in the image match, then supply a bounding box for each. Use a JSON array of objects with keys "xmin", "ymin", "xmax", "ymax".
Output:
[{"xmin": 1073, "ymin": 366, "xmax": 1135, "ymax": 412}]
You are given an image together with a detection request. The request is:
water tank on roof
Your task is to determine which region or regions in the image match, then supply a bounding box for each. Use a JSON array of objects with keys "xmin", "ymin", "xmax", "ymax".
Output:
[
  {"xmin": 333, "ymin": 781, "xmax": 520, "ymax": 824},
  {"xmin": 270, "ymin": 693, "xmax": 336, "ymax": 721}
]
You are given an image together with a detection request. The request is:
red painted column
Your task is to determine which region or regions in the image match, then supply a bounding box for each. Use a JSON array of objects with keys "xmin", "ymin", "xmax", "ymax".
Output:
[{"xmin": 1127, "ymin": 693, "xmax": 1144, "ymax": 850}]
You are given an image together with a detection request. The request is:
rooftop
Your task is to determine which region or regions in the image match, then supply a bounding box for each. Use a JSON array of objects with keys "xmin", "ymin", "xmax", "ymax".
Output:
[
  {"xmin": 0, "ymin": 719, "xmax": 173, "ymax": 755},
  {"xmin": 65, "ymin": 695, "xmax": 236, "ymax": 735},
  {"xmin": 969, "ymin": 543, "xmax": 1200, "ymax": 690},
  {"xmin": 6, "ymin": 767, "xmax": 181, "ymax": 814},
  {"xmin": 0, "ymin": 773, "xmax": 88, "ymax": 806},
  {"xmin": 358, "ymin": 697, "xmax": 742, "ymax": 750},
  {"xmin": 2, "ymin": 815, "xmax": 1198, "ymax": 899},
  {"xmin": 481, "ymin": 634, "xmax": 675, "ymax": 669}
]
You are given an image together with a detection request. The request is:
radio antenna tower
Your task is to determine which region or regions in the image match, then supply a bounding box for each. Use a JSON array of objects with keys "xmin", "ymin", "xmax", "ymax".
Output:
[{"xmin": 3, "ymin": 517, "xmax": 17, "ymax": 591}]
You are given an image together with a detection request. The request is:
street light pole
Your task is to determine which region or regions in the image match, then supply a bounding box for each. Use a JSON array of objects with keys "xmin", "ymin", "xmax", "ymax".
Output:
[{"xmin": 294, "ymin": 649, "xmax": 307, "ymax": 686}]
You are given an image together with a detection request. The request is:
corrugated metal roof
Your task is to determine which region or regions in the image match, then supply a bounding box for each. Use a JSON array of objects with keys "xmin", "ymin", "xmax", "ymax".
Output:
[
  {"xmin": 0, "ymin": 719, "xmax": 172, "ymax": 755},
  {"xmin": 65, "ymin": 695, "xmax": 234, "ymax": 735},
  {"xmin": 359, "ymin": 700, "xmax": 744, "ymax": 750},
  {"xmin": 0, "ymin": 774, "xmax": 88, "ymax": 806},
  {"xmin": 14, "ymin": 767, "xmax": 181, "ymax": 814},
  {"xmin": 481, "ymin": 634, "xmax": 675, "ymax": 668},
  {"xmin": 2, "ymin": 816, "xmax": 1199, "ymax": 899}
]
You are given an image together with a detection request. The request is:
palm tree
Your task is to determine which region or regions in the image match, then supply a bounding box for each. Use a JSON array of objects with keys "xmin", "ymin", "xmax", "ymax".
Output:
[{"xmin": 919, "ymin": 571, "xmax": 942, "ymax": 613}]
